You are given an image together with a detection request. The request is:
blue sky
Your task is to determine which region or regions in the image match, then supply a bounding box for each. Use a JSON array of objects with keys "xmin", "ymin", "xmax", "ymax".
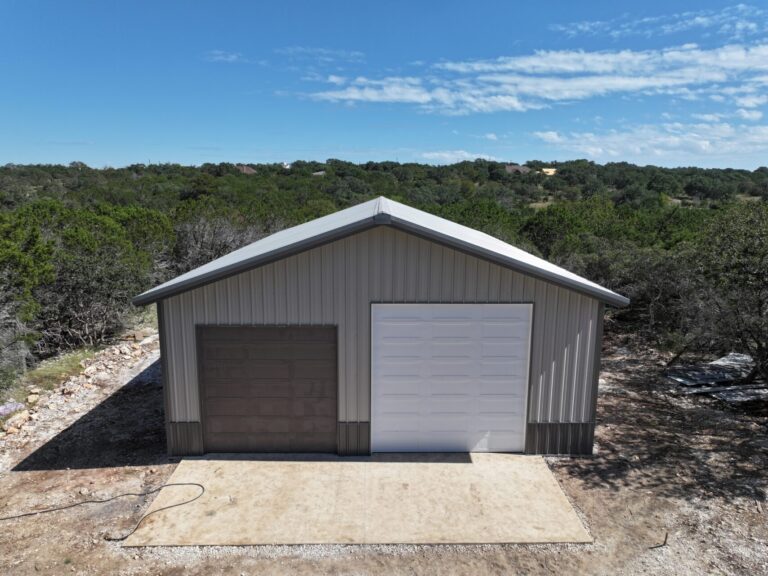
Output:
[{"xmin": 3, "ymin": 1, "xmax": 768, "ymax": 168}]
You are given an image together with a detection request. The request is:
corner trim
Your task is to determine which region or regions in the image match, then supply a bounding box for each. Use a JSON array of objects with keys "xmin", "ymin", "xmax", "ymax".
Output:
[{"xmin": 589, "ymin": 303, "xmax": 605, "ymax": 422}]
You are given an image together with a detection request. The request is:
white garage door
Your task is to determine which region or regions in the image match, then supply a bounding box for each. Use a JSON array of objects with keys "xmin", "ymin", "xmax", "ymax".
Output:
[{"xmin": 371, "ymin": 303, "xmax": 533, "ymax": 452}]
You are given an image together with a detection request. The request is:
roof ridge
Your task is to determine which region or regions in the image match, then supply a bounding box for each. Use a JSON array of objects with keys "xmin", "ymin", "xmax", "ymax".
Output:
[{"xmin": 376, "ymin": 196, "xmax": 392, "ymax": 215}]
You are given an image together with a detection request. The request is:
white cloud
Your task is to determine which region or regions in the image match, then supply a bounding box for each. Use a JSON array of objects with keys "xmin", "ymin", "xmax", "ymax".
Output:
[
  {"xmin": 736, "ymin": 108, "xmax": 763, "ymax": 120},
  {"xmin": 532, "ymin": 130, "xmax": 564, "ymax": 144},
  {"xmin": 691, "ymin": 113, "xmax": 725, "ymax": 122},
  {"xmin": 205, "ymin": 50, "xmax": 245, "ymax": 63},
  {"xmin": 316, "ymin": 77, "xmax": 433, "ymax": 105},
  {"xmin": 326, "ymin": 75, "xmax": 347, "ymax": 85},
  {"xmin": 532, "ymin": 121, "xmax": 768, "ymax": 163},
  {"xmin": 436, "ymin": 43, "xmax": 768, "ymax": 76},
  {"xmin": 483, "ymin": 132, "xmax": 498, "ymax": 141},
  {"xmin": 275, "ymin": 46, "xmax": 364, "ymax": 64},
  {"xmin": 421, "ymin": 150, "xmax": 498, "ymax": 163},
  {"xmin": 310, "ymin": 42, "xmax": 768, "ymax": 115},
  {"xmin": 551, "ymin": 4, "xmax": 768, "ymax": 41},
  {"xmin": 735, "ymin": 94, "xmax": 768, "ymax": 107}
]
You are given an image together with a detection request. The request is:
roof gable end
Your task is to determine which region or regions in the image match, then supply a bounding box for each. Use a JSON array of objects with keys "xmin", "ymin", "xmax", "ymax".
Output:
[{"xmin": 133, "ymin": 197, "xmax": 629, "ymax": 307}]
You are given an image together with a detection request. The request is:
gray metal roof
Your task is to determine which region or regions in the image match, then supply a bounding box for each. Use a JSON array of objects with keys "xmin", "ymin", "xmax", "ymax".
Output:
[{"xmin": 134, "ymin": 196, "xmax": 630, "ymax": 307}]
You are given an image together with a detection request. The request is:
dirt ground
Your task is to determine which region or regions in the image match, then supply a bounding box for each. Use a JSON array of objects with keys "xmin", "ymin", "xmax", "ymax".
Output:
[{"xmin": 0, "ymin": 335, "xmax": 766, "ymax": 575}]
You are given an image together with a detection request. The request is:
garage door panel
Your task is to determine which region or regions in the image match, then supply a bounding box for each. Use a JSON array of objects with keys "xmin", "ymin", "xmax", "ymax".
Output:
[
  {"xmin": 205, "ymin": 383, "xmax": 288, "ymax": 399},
  {"xmin": 425, "ymin": 396, "xmax": 472, "ymax": 413},
  {"xmin": 205, "ymin": 431, "xmax": 337, "ymax": 452},
  {"xmin": 206, "ymin": 416, "xmax": 294, "ymax": 435},
  {"xmin": 240, "ymin": 341, "xmax": 334, "ymax": 360},
  {"xmin": 293, "ymin": 360, "xmax": 336, "ymax": 379},
  {"xmin": 481, "ymin": 341, "xmax": 524, "ymax": 357},
  {"xmin": 429, "ymin": 361, "xmax": 474, "ymax": 378},
  {"xmin": 469, "ymin": 434, "xmax": 516, "ymax": 452},
  {"xmin": 207, "ymin": 397, "xmax": 294, "ymax": 417},
  {"xmin": 477, "ymin": 396, "xmax": 525, "ymax": 414},
  {"xmin": 372, "ymin": 431, "xmax": 414, "ymax": 451},
  {"xmin": 201, "ymin": 360, "xmax": 290, "ymax": 382},
  {"xmin": 379, "ymin": 360, "xmax": 422, "ymax": 377},
  {"xmin": 206, "ymin": 396, "xmax": 336, "ymax": 418},
  {"xmin": 418, "ymin": 432, "xmax": 472, "ymax": 451},
  {"xmin": 291, "ymin": 378, "xmax": 337, "ymax": 397},
  {"xmin": 376, "ymin": 413, "xmax": 421, "ymax": 432},
  {"xmin": 480, "ymin": 360, "xmax": 525, "ymax": 378},
  {"xmin": 199, "ymin": 326, "xmax": 337, "ymax": 453},
  {"xmin": 206, "ymin": 433, "xmax": 292, "ymax": 452},
  {"xmin": 426, "ymin": 416, "xmax": 470, "ymax": 432},
  {"xmin": 478, "ymin": 379, "xmax": 519, "ymax": 395},
  {"xmin": 430, "ymin": 341, "xmax": 478, "ymax": 358},
  {"xmin": 376, "ymin": 395, "xmax": 420, "ymax": 414},
  {"xmin": 430, "ymin": 323, "xmax": 475, "ymax": 338},
  {"xmin": 372, "ymin": 304, "xmax": 532, "ymax": 453},
  {"xmin": 377, "ymin": 322, "xmax": 428, "ymax": 339},
  {"xmin": 377, "ymin": 341, "xmax": 427, "ymax": 358},
  {"xmin": 210, "ymin": 414, "xmax": 336, "ymax": 434},
  {"xmin": 203, "ymin": 359, "xmax": 292, "ymax": 377},
  {"xmin": 375, "ymin": 378, "xmax": 419, "ymax": 394},
  {"xmin": 205, "ymin": 378, "xmax": 335, "ymax": 398},
  {"xmin": 203, "ymin": 346, "xmax": 247, "ymax": 361},
  {"xmin": 481, "ymin": 322, "xmax": 527, "ymax": 338},
  {"xmin": 293, "ymin": 397, "xmax": 336, "ymax": 417},
  {"xmin": 427, "ymin": 379, "xmax": 472, "ymax": 395}
]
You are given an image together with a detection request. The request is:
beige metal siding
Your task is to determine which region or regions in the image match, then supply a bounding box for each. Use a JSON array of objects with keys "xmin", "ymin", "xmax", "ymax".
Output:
[{"xmin": 161, "ymin": 226, "xmax": 601, "ymax": 426}]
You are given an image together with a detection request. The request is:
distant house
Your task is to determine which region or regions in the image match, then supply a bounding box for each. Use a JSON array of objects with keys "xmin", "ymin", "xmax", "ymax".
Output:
[
  {"xmin": 312, "ymin": 170, "xmax": 327, "ymax": 177},
  {"xmin": 541, "ymin": 168, "xmax": 557, "ymax": 176},
  {"xmin": 282, "ymin": 162, "xmax": 292, "ymax": 170},
  {"xmin": 504, "ymin": 164, "xmax": 531, "ymax": 175},
  {"xmin": 236, "ymin": 165, "xmax": 257, "ymax": 175}
]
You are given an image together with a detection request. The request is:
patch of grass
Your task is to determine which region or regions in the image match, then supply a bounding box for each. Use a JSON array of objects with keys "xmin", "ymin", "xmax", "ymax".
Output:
[
  {"xmin": 0, "ymin": 348, "xmax": 95, "ymax": 407},
  {"xmin": 24, "ymin": 349, "xmax": 96, "ymax": 392},
  {"xmin": 125, "ymin": 304, "xmax": 158, "ymax": 333},
  {"xmin": 736, "ymin": 193, "xmax": 763, "ymax": 203},
  {"xmin": 529, "ymin": 198, "xmax": 555, "ymax": 210}
]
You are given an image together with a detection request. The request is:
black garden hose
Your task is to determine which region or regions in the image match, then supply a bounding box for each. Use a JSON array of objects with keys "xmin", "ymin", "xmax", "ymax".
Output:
[{"xmin": 0, "ymin": 482, "xmax": 205, "ymax": 542}]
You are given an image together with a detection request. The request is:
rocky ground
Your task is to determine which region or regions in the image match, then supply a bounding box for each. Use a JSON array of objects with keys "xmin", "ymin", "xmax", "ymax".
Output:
[{"xmin": 0, "ymin": 333, "xmax": 766, "ymax": 575}]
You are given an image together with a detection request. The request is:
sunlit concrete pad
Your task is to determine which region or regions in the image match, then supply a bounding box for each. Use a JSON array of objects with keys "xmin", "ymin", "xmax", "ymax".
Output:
[{"xmin": 124, "ymin": 453, "xmax": 591, "ymax": 546}]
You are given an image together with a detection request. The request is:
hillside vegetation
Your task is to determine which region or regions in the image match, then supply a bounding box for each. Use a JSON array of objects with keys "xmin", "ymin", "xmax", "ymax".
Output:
[{"xmin": 1, "ymin": 159, "xmax": 767, "ymax": 385}]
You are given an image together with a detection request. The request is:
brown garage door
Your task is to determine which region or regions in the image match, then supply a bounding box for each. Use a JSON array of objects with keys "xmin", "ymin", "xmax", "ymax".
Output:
[{"xmin": 197, "ymin": 326, "xmax": 337, "ymax": 453}]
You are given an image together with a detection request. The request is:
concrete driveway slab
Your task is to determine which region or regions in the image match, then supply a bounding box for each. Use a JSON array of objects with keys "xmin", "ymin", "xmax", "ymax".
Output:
[{"xmin": 125, "ymin": 453, "xmax": 591, "ymax": 546}]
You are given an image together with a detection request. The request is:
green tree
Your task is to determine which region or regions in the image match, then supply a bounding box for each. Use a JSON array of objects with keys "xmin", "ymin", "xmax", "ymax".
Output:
[{"xmin": 689, "ymin": 204, "xmax": 768, "ymax": 380}]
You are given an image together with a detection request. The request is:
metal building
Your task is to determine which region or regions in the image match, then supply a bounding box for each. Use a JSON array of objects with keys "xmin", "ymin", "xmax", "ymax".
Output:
[{"xmin": 134, "ymin": 197, "xmax": 629, "ymax": 456}]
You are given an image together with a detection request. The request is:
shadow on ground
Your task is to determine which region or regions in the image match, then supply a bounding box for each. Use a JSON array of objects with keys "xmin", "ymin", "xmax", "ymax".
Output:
[
  {"xmin": 13, "ymin": 360, "xmax": 169, "ymax": 471},
  {"xmin": 554, "ymin": 346, "xmax": 768, "ymax": 503}
]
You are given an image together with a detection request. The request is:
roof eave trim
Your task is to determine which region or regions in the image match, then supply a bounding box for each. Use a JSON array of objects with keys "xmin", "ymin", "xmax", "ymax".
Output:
[{"xmin": 387, "ymin": 217, "xmax": 630, "ymax": 307}]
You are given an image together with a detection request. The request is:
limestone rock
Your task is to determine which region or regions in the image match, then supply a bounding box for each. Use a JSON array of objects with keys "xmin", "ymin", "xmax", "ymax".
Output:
[{"xmin": 3, "ymin": 409, "xmax": 30, "ymax": 431}]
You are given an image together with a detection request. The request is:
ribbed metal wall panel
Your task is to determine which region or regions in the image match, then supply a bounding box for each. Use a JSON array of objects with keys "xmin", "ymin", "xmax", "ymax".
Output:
[
  {"xmin": 525, "ymin": 422, "xmax": 595, "ymax": 455},
  {"xmin": 166, "ymin": 422, "xmax": 204, "ymax": 456},
  {"xmin": 337, "ymin": 422, "xmax": 371, "ymax": 456},
  {"xmin": 160, "ymin": 226, "xmax": 602, "ymax": 431}
]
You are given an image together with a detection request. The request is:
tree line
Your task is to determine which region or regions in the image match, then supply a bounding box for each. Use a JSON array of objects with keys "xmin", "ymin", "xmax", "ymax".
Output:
[{"xmin": 0, "ymin": 158, "xmax": 766, "ymax": 385}]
